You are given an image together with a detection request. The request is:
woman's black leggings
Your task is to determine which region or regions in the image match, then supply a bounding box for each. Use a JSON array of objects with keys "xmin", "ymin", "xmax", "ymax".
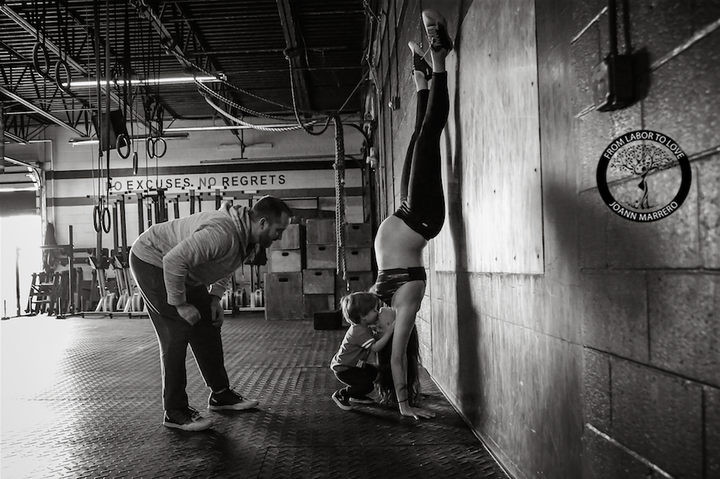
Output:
[{"xmin": 394, "ymin": 72, "xmax": 449, "ymax": 240}]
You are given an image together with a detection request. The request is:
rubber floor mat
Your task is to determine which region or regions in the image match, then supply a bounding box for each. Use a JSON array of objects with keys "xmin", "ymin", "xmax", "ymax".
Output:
[{"xmin": 1, "ymin": 313, "xmax": 510, "ymax": 478}]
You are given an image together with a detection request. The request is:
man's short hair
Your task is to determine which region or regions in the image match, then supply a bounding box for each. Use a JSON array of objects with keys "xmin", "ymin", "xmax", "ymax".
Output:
[{"xmin": 251, "ymin": 195, "xmax": 293, "ymax": 223}]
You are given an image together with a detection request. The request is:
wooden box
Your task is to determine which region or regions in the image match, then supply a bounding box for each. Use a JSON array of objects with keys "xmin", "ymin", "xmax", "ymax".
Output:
[
  {"xmin": 268, "ymin": 223, "xmax": 304, "ymax": 250},
  {"xmin": 303, "ymin": 294, "xmax": 336, "ymax": 320},
  {"xmin": 303, "ymin": 269, "xmax": 335, "ymax": 294},
  {"xmin": 345, "ymin": 223, "xmax": 373, "ymax": 247},
  {"xmin": 306, "ymin": 244, "xmax": 336, "ymax": 269},
  {"xmin": 313, "ymin": 309, "xmax": 343, "ymax": 330},
  {"xmin": 306, "ymin": 219, "xmax": 336, "ymax": 244},
  {"xmin": 336, "ymin": 271, "xmax": 375, "ymax": 299},
  {"xmin": 268, "ymin": 249, "xmax": 303, "ymax": 273},
  {"xmin": 345, "ymin": 248, "xmax": 372, "ymax": 272},
  {"xmin": 264, "ymin": 272, "xmax": 303, "ymax": 320}
]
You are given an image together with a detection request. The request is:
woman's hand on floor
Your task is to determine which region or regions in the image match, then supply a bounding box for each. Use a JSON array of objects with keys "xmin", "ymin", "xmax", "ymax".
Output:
[{"xmin": 399, "ymin": 403, "xmax": 435, "ymax": 420}]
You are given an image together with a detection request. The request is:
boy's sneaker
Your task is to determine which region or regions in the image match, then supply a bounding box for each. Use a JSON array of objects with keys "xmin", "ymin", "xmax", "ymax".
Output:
[
  {"xmin": 163, "ymin": 407, "xmax": 213, "ymax": 431},
  {"xmin": 332, "ymin": 390, "xmax": 353, "ymax": 411},
  {"xmin": 422, "ymin": 10, "xmax": 454, "ymax": 52},
  {"xmin": 208, "ymin": 388, "xmax": 260, "ymax": 411},
  {"xmin": 349, "ymin": 395, "xmax": 375, "ymax": 404}
]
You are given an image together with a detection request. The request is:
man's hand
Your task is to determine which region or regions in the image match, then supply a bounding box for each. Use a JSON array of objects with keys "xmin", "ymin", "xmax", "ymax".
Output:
[
  {"xmin": 210, "ymin": 296, "xmax": 225, "ymax": 327},
  {"xmin": 176, "ymin": 303, "xmax": 201, "ymax": 325}
]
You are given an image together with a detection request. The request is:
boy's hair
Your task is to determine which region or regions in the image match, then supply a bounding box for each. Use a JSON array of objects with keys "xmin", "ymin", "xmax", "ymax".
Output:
[{"xmin": 339, "ymin": 292, "xmax": 380, "ymax": 325}]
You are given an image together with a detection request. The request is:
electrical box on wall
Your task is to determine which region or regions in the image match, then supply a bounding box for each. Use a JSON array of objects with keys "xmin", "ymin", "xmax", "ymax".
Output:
[{"xmin": 592, "ymin": 53, "xmax": 634, "ymax": 111}]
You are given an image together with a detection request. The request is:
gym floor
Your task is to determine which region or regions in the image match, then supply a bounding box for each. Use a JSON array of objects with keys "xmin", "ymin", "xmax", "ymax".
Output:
[{"xmin": 1, "ymin": 313, "xmax": 510, "ymax": 479}]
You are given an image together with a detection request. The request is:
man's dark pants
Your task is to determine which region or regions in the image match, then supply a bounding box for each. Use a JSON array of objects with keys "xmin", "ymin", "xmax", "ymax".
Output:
[{"xmin": 129, "ymin": 251, "xmax": 230, "ymax": 412}]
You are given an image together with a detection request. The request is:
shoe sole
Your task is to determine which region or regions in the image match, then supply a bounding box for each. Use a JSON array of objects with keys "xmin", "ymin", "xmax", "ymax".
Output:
[
  {"xmin": 332, "ymin": 395, "xmax": 353, "ymax": 411},
  {"xmin": 408, "ymin": 41, "xmax": 424, "ymax": 57},
  {"xmin": 163, "ymin": 421, "xmax": 212, "ymax": 432},
  {"xmin": 422, "ymin": 11, "xmax": 453, "ymax": 52},
  {"xmin": 349, "ymin": 398, "xmax": 375, "ymax": 404},
  {"xmin": 208, "ymin": 400, "xmax": 259, "ymax": 411}
]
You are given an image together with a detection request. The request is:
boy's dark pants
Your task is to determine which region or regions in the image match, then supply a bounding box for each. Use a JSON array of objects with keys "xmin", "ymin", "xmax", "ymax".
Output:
[
  {"xmin": 334, "ymin": 365, "xmax": 379, "ymax": 398},
  {"xmin": 129, "ymin": 252, "xmax": 230, "ymax": 413}
]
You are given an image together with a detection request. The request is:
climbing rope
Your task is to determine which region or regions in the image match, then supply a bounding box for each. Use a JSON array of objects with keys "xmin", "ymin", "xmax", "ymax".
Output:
[{"xmin": 333, "ymin": 115, "xmax": 348, "ymax": 288}]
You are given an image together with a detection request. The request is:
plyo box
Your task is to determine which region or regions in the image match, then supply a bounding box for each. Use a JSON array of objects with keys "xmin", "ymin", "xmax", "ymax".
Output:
[
  {"xmin": 306, "ymin": 219, "xmax": 336, "ymax": 244},
  {"xmin": 264, "ymin": 272, "xmax": 303, "ymax": 320},
  {"xmin": 345, "ymin": 223, "xmax": 373, "ymax": 248},
  {"xmin": 313, "ymin": 309, "xmax": 342, "ymax": 330},
  {"xmin": 306, "ymin": 244, "xmax": 336, "ymax": 269},
  {"xmin": 303, "ymin": 294, "xmax": 336, "ymax": 319},
  {"xmin": 345, "ymin": 248, "xmax": 372, "ymax": 272},
  {"xmin": 268, "ymin": 249, "xmax": 303, "ymax": 272},
  {"xmin": 268, "ymin": 223, "xmax": 304, "ymax": 250},
  {"xmin": 303, "ymin": 269, "xmax": 335, "ymax": 294},
  {"xmin": 336, "ymin": 271, "xmax": 375, "ymax": 300}
]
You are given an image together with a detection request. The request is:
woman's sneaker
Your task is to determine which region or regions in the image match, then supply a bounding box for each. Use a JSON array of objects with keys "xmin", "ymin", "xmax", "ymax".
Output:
[
  {"xmin": 208, "ymin": 388, "xmax": 260, "ymax": 411},
  {"xmin": 332, "ymin": 390, "xmax": 353, "ymax": 411},
  {"xmin": 163, "ymin": 407, "xmax": 213, "ymax": 431},
  {"xmin": 409, "ymin": 41, "xmax": 432, "ymax": 80},
  {"xmin": 422, "ymin": 10, "xmax": 453, "ymax": 52}
]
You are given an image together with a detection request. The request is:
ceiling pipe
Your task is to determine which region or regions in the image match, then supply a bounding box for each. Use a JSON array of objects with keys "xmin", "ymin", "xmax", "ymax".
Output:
[{"xmin": 276, "ymin": 0, "xmax": 311, "ymax": 114}]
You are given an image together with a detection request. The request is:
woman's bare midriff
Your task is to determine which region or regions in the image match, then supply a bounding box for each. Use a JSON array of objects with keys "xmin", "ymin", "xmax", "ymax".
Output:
[{"xmin": 374, "ymin": 215, "xmax": 427, "ymax": 270}]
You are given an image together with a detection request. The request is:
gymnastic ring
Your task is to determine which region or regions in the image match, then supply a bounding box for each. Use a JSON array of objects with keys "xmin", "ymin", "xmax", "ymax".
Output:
[
  {"xmin": 132, "ymin": 151, "xmax": 139, "ymax": 175},
  {"xmin": 153, "ymin": 137, "xmax": 167, "ymax": 158},
  {"xmin": 53, "ymin": 60, "xmax": 72, "ymax": 91},
  {"xmin": 93, "ymin": 204, "xmax": 102, "ymax": 233},
  {"xmin": 146, "ymin": 137, "xmax": 156, "ymax": 159},
  {"xmin": 32, "ymin": 42, "xmax": 50, "ymax": 77},
  {"xmin": 102, "ymin": 206, "xmax": 112, "ymax": 234},
  {"xmin": 116, "ymin": 133, "xmax": 130, "ymax": 159}
]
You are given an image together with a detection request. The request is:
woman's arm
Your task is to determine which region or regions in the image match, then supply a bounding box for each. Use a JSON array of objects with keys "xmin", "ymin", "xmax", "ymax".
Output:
[{"xmin": 390, "ymin": 281, "xmax": 435, "ymax": 419}]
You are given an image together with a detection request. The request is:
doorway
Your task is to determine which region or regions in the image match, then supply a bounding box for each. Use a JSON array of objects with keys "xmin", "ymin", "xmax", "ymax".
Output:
[{"xmin": 0, "ymin": 215, "xmax": 41, "ymax": 318}]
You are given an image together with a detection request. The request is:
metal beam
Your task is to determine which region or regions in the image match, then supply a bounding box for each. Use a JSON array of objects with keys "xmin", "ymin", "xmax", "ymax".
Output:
[
  {"xmin": 0, "ymin": 3, "xmax": 150, "ymax": 130},
  {"xmin": 131, "ymin": 0, "xmax": 243, "ymax": 136},
  {"xmin": 0, "ymin": 4, "xmax": 88, "ymax": 76},
  {"xmin": 0, "ymin": 86, "xmax": 84, "ymax": 136}
]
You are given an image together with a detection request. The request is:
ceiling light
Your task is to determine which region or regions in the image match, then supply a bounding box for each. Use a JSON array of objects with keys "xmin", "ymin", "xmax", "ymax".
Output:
[
  {"xmin": 164, "ymin": 124, "xmax": 293, "ymax": 132},
  {"xmin": 68, "ymin": 132, "xmax": 189, "ymax": 146},
  {"xmin": 63, "ymin": 76, "xmax": 219, "ymax": 88}
]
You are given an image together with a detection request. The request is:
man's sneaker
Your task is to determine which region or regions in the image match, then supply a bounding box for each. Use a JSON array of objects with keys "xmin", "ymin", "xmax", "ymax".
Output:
[
  {"xmin": 332, "ymin": 390, "xmax": 353, "ymax": 411},
  {"xmin": 422, "ymin": 10, "xmax": 454, "ymax": 52},
  {"xmin": 163, "ymin": 407, "xmax": 213, "ymax": 432},
  {"xmin": 409, "ymin": 41, "xmax": 432, "ymax": 80},
  {"xmin": 208, "ymin": 388, "xmax": 260, "ymax": 411},
  {"xmin": 349, "ymin": 395, "xmax": 375, "ymax": 404}
]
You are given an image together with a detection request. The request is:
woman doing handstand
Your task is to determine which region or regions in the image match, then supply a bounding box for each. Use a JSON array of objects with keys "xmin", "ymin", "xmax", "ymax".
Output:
[{"xmin": 371, "ymin": 10, "xmax": 453, "ymax": 420}]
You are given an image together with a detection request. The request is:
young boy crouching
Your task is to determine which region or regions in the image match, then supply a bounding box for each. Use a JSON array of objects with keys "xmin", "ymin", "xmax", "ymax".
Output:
[{"xmin": 330, "ymin": 292, "xmax": 395, "ymax": 410}]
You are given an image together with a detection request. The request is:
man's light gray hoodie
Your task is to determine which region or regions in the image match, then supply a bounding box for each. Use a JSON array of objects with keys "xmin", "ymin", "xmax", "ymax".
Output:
[{"xmin": 131, "ymin": 202, "xmax": 255, "ymax": 305}]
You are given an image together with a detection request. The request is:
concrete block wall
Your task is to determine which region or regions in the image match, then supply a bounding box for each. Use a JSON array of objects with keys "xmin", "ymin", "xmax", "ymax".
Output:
[
  {"xmin": 573, "ymin": 0, "xmax": 720, "ymax": 478},
  {"xmin": 370, "ymin": 0, "xmax": 719, "ymax": 477}
]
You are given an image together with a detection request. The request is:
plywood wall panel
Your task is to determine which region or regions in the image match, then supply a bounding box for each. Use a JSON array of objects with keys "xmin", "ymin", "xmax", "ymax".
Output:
[{"xmin": 438, "ymin": 0, "xmax": 543, "ymax": 274}]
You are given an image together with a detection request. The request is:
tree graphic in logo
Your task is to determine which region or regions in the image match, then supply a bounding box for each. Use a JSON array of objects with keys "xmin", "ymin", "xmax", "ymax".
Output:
[{"xmin": 609, "ymin": 143, "xmax": 677, "ymax": 210}]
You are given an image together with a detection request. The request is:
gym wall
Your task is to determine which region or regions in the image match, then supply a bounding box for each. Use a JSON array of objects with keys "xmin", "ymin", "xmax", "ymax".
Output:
[{"xmin": 370, "ymin": 0, "xmax": 720, "ymax": 478}]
